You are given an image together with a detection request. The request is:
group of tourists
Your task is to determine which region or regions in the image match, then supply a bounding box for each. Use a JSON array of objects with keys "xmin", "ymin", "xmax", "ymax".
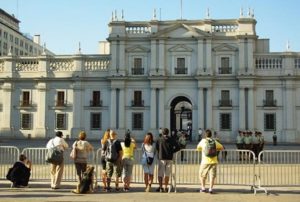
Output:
[{"xmin": 6, "ymin": 128, "xmax": 225, "ymax": 194}]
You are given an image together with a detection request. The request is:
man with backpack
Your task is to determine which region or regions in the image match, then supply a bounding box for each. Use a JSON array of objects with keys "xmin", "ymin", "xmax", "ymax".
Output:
[
  {"xmin": 103, "ymin": 130, "xmax": 123, "ymax": 191},
  {"xmin": 155, "ymin": 128, "xmax": 180, "ymax": 193},
  {"xmin": 196, "ymin": 129, "xmax": 224, "ymax": 194}
]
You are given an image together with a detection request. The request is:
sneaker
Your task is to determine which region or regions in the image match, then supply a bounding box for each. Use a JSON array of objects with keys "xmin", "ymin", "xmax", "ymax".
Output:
[
  {"xmin": 164, "ymin": 188, "xmax": 169, "ymax": 193},
  {"xmin": 71, "ymin": 189, "xmax": 79, "ymax": 194},
  {"xmin": 208, "ymin": 189, "xmax": 214, "ymax": 194},
  {"xmin": 200, "ymin": 189, "xmax": 207, "ymax": 193},
  {"xmin": 145, "ymin": 185, "xmax": 151, "ymax": 192},
  {"xmin": 156, "ymin": 187, "xmax": 164, "ymax": 192},
  {"xmin": 106, "ymin": 187, "xmax": 112, "ymax": 192}
]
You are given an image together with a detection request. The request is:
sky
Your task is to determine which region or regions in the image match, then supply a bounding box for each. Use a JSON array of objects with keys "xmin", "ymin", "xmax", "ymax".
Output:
[{"xmin": 1, "ymin": 0, "xmax": 299, "ymax": 54}]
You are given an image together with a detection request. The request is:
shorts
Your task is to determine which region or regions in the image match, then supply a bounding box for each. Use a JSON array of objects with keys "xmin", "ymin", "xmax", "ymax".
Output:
[
  {"xmin": 101, "ymin": 156, "xmax": 106, "ymax": 170},
  {"xmin": 106, "ymin": 160, "xmax": 122, "ymax": 178},
  {"xmin": 122, "ymin": 158, "xmax": 134, "ymax": 177},
  {"xmin": 75, "ymin": 162, "xmax": 87, "ymax": 177},
  {"xmin": 199, "ymin": 163, "xmax": 217, "ymax": 179},
  {"xmin": 158, "ymin": 160, "xmax": 172, "ymax": 177}
]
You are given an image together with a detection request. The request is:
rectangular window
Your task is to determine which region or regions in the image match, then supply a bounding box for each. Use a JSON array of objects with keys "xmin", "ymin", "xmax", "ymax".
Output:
[
  {"xmin": 22, "ymin": 91, "xmax": 30, "ymax": 106},
  {"xmin": 56, "ymin": 113, "xmax": 66, "ymax": 129},
  {"xmin": 266, "ymin": 90, "xmax": 274, "ymax": 101},
  {"xmin": 220, "ymin": 113, "xmax": 231, "ymax": 130},
  {"xmin": 220, "ymin": 90, "xmax": 231, "ymax": 106},
  {"xmin": 132, "ymin": 113, "xmax": 143, "ymax": 130},
  {"xmin": 264, "ymin": 113, "xmax": 276, "ymax": 131},
  {"xmin": 221, "ymin": 57, "xmax": 230, "ymax": 68},
  {"xmin": 177, "ymin": 58, "xmax": 185, "ymax": 68},
  {"xmin": 134, "ymin": 58, "xmax": 142, "ymax": 69},
  {"xmin": 56, "ymin": 91, "xmax": 65, "ymax": 106},
  {"xmin": 91, "ymin": 91, "xmax": 101, "ymax": 106},
  {"xmin": 90, "ymin": 113, "xmax": 102, "ymax": 130},
  {"xmin": 133, "ymin": 91, "xmax": 143, "ymax": 106},
  {"xmin": 21, "ymin": 113, "xmax": 32, "ymax": 130}
]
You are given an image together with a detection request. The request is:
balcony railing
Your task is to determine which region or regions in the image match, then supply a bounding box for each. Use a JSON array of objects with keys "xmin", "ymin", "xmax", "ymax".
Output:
[
  {"xmin": 20, "ymin": 100, "xmax": 32, "ymax": 107},
  {"xmin": 263, "ymin": 99, "xmax": 277, "ymax": 107},
  {"xmin": 90, "ymin": 100, "xmax": 103, "ymax": 107},
  {"xmin": 55, "ymin": 100, "xmax": 67, "ymax": 107},
  {"xmin": 218, "ymin": 67, "xmax": 232, "ymax": 74},
  {"xmin": 131, "ymin": 100, "xmax": 144, "ymax": 107},
  {"xmin": 131, "ymin": 68, "xmax": 144, "ymax": 75},
  {"xmin": 174, "ymin": 67, "xmax": 187, "ymax": 74},
  {"xmin": 219, "ymin": 99, "xmax": 232, "ymax": 107}
]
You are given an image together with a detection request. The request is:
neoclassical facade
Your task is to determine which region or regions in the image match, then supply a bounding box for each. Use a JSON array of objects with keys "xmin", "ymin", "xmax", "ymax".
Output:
[{"xmin": 0, "ymin": 13, "xmax": 299, "ymax": 143}]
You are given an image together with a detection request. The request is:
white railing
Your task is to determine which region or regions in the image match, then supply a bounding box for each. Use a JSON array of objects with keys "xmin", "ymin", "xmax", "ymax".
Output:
[
  {"xmin": 255, "ymin": 57, "xmax": 282, "ymax": 69},
  {"xmin": 15, "ymin": 59, "xmax": 39, "ymax": 72},
  {"xmin": 0, "ymin": 61, "xmax": 4, "ymax": 72},
  {"xmin": 84, "ymin": 57, "xmax": 110, "ymax": 71},
  {"xmin": 126, "ymin": 26, "xmax": 151, "ymax": 34},
  {"xmin": 50, "ymin": 59, "xmax": 74, "ymax": 72},
  {"xmin": 212, "ymin": 25, "xmax": 238, "ymax": 32}
]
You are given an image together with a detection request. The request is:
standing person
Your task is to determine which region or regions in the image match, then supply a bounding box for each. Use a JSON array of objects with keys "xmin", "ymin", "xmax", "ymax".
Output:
[
  {"xmin": 178, "ymin": 132, "xmax": 187, "ymax": 162},
  {"xmin": 273, "ymin": 132, "xmax": 277, "ymax": 146},
  {"xmin": 100, "ymin": 129, "xmax": 110, "ymax": 191},
  {"xmin": 103, "ymin": 130, "xmax": 123, "ymax": 192},
  {"xmin": 155, "ymin": 128, "xmax": 179, "ymax": 193},
  {"xmin": 7, "ymin": 154, "xmax": 32, "ymax": 188},
  {"xmin": 71, "ymin": 131, "xmax": 94, "ymax": 194},
  {"xmin": 236, "ymin": 130, "xmax": 244, "ymax": 161},
  {"xmin": 46, "ymin": 131, "xmax": 68, "ymax": 189},
  {"xmin": 197, "ymin": 129, "xmax": 224, "ymax": 194},
  {"xmin": 121, "ymin": 132, "xmax": 136, "ymax": 191},
  {"xmin": 141, "ymin": 132, "xmax": 155, "ymax": 192}
]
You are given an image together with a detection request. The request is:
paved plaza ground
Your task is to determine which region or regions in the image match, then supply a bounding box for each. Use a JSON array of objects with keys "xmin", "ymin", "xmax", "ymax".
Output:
[{"xmin": 0, "ymin": 180, "xmax": 299, "ymax": 202}]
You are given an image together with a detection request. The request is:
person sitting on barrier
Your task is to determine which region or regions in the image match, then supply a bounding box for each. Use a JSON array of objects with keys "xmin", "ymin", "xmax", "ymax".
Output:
[
  {"xmin": 46, "ymin": 131, "xmax": 69, "ymax": 189},
  {"xmin": 6, "ymin": 154, "xmax": 32, "ymax": 188},
  {"xmin": 197, "ymin": 129, "xmax": 224, "ymax": 194},
  {"xmin": 71, "ymin": 131, "xmax": 94, "ymax": 194}
]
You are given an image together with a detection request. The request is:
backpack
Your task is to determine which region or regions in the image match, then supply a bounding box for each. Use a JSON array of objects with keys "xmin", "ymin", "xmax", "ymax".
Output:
[
  {"xmin": 204, "ymin": 138, "xmax": 217, "ymax": 157},
  {"xmin": 105, "ymin": 139, "xmax": 119, "ymax": 162},
  {"xmin": 79, "ymin": 166, "xmax": 94, "ymax": 193}
]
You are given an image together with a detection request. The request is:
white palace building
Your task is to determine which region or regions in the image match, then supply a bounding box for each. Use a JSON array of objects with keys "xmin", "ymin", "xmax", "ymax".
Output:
[{"xmin": 0, "ymin": 10, "xmax": 300, "ymax": 143}]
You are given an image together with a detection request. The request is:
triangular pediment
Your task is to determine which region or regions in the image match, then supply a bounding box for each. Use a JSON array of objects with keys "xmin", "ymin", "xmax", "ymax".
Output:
[
  {"xmin": 213, "ymin": 44, "xmax": 238, "ymax": 52},
  {"xmin": 153, "ymin": 23, "xmax": 211, "ymax": 38},
  {"xmin": 126, "ymin": 45, "xmax": 150, "ymax": 52},
  {"xmin": 169, "ymin": 44, "xmax": 193, "ymax": 52}
]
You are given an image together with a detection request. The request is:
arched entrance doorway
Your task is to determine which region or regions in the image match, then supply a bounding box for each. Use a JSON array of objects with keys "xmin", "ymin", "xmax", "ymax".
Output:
[{"xmin": 170, "ymin": 96, "xmax": 192, "ymax": 138}]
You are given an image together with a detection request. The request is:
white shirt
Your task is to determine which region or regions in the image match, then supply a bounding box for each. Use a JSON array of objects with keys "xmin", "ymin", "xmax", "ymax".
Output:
[{"xmin": 46, "ymin": 136, "xmax": 69, "ymax": 151}]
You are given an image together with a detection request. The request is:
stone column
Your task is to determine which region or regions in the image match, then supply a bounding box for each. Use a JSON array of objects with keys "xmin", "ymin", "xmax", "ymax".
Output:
[
  {"xmin": 238, "ymin": 38, "xmax": 245, "ymax": 73},
  {"xmin": 197, "ymin": 40, "xmax": 204, "ymax": 74},
  {"xmin": 239, "ymin": 87, "xmax": 245, "ymax": 129},
  {"xmin": 118, "ymin": 41, "xmax": 126, "ymax": 75},
  {"xmin": 35, "ymin": 82, "xmax": 47, "ymax": 138},
  {"xmin": 158, "ymin": 88, "xmax": 165, "ymax": 127},
  {"xmin": 284, "ymin": 82, "xmax": 296, "ymax": 142},
  {"xmin": 71, "ymin": 82, "xmax": 84, "ymax": 138},
  {"xmin": 206, "ymin": 39, "xmax": 212, "ymax": 73},
  {"xmin": 110, "ymin": 88, "xmax": 117, "ymax": 129},
  {"xmin": 159, "ymin": 40, "xmax": 165, "ymax": 75},
  {"xmin": 150, "ymin": 88, "xmax": 157, "ymax": 129},
  {"xmin": 118, "ymin": 88, "xmax": 125, "ymax": 130},
  {"xmin": 1, "ymin": 82, "xmax": 13, "ymax": 136},
  {"xmin": 197, "ymin": 87, "xmax": 204, "ymax": 129},
  {"xmin": 248, "ymin": 87, "xmax": 255, "ymax": 130},
  {"xmin": 110, "ymin": 41, "xmax": 118, "ymax": 75},
  {"xmin": 150, "ymin": 40, "xmax": 157, "ymax": 75},
  {"xmin": 206, "ymin": 87, "xmax": 213, "ymax": 129}
]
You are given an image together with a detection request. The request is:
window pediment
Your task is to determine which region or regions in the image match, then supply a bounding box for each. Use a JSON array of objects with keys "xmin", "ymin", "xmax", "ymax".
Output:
[
  {"xmin": 213, "ymin": 43, "xmax": 238, "ymax": 52},
  {"xmin": 126, "ymin": 45, "xmax": 150, "ymax": 53},
  {"xmin": 169, "ymin": 44, "xmax": 193, "ymax": 52}
]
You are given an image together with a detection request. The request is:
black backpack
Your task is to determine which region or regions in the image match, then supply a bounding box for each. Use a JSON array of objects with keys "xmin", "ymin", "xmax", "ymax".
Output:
[{"xmin": 105, "ymin": 139, "xmax": 119, "ymax": 162}]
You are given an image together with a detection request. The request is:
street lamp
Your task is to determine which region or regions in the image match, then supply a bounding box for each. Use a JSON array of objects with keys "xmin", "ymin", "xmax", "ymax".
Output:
[{"xmin": 198, "ymin": 128, "xmax": 203, "ymax": 142}]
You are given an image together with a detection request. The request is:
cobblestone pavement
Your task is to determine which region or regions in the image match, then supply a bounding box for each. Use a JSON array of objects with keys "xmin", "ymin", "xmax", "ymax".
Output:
[{"xmin": 0, "ymin": 181, "xmax": 299, "ymax": 202}]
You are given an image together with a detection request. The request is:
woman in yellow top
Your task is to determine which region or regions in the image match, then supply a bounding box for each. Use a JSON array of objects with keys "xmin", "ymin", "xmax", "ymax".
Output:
[{"xmin": 121, "ymin": 132, "xmax": 136, "ymax": 191}]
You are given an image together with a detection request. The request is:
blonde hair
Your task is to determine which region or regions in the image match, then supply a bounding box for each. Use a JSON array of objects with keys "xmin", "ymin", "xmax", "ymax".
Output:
[
  {"xmin": 79, "ymin": 131, "xmax": 87, "ymax": 140},
  {"xmin": 109, "ymin": 130, "xmax": 117, "ymax": 139},
  {"xmin": 101, "ymin": 129, "xmax": 110, "ymax": 145}
]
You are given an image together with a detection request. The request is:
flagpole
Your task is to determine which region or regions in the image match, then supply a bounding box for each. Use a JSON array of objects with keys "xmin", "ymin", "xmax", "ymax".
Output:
[{"xmin": 180, "ymin": 0, "xmax": 183, "ymax": 20}]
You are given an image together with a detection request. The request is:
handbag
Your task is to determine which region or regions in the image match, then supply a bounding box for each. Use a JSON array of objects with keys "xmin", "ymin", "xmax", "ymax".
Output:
[
  {"xmin": 143, "ymin": 144, "xmax": 154, "ymax": 166},
  {"xmin": 45, "ymin": 139, "xmax": 64, "ymax": 165},
  {"xmin": 70, "ymin": 141, "xmax": 78, "ymax": 160}
]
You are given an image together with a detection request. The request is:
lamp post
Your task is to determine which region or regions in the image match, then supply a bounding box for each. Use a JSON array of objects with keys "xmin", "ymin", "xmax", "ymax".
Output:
[{"xmin": 198, "ymin": 128, "xmax": 203, "ymax": 142}]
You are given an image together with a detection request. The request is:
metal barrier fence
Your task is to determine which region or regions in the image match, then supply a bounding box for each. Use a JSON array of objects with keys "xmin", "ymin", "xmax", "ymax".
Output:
[
  {"xmin": 1, "ymin": 146, "xmax": 299, "ymax": 194},
  {"xmin": 174, "ymin": 149, "xmax": 256, "ymax": 192},
  {"xmin": 253, "ymin": 150, "xmax": 300, "ymax": 194},
  {"xmin": 0, "ymin": 146, "xmax": 20, "ymax": 180}
]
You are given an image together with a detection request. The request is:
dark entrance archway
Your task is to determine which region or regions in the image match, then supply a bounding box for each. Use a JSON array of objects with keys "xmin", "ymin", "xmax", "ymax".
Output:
[{"xmin": 170, "ymin": 96, "xmax": 192, "ymax": 134}]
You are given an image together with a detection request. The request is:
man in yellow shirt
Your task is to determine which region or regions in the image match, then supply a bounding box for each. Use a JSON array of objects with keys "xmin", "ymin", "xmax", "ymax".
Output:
[{"xmin": 197, "ymin": 129, "xmax": 224, "ymax": 194}]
